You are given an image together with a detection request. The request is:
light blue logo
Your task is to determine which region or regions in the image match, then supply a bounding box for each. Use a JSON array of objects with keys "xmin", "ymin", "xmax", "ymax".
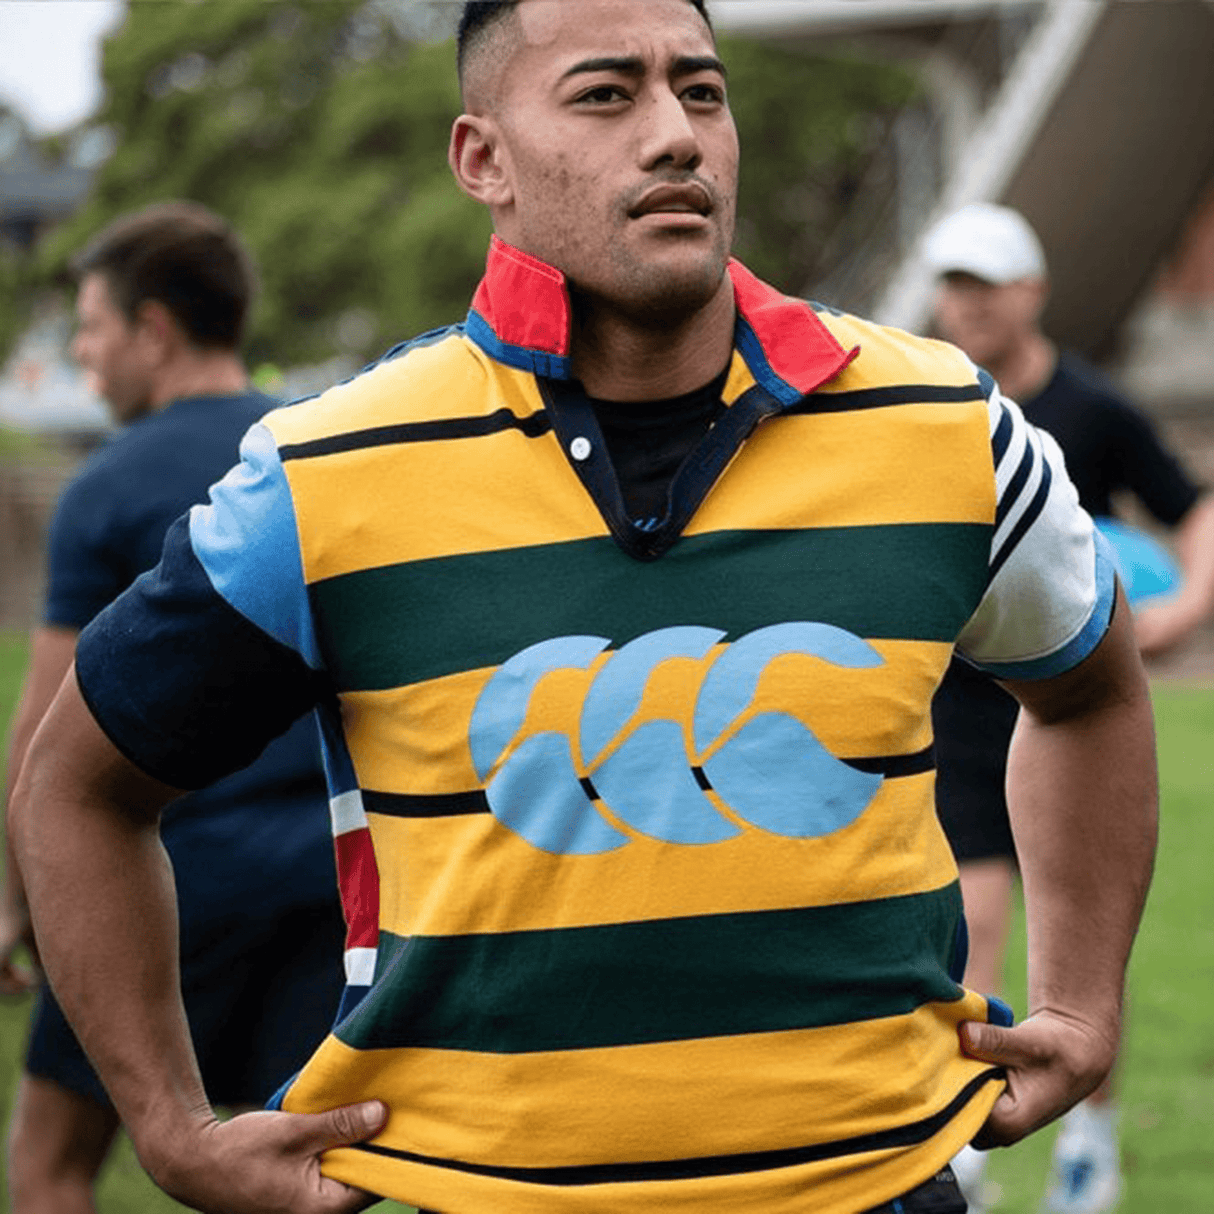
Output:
[{"xmin": 469, "ymin": 623, "xmax": 885, "ymax": 854}]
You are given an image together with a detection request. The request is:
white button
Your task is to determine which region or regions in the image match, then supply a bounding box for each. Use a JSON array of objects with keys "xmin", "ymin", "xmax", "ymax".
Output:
[{"xmin": 570, "ymin": 436, "xmax": 592, "ymax": 461}]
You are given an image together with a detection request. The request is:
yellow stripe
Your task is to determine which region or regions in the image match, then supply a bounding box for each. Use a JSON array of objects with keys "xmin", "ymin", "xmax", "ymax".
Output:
[
  {"xmin": 263, "ymin": 335, "xmax": 536, "ymax": 444},
  {"xmin": 366, "ymin": 777, "xmax": 955, "ymax": 938},
  {"xmin": 686, "ymin": 403, "xmax": 993, "ymax": 537},
  {"xmin": 816, "ymin": 314, "xmax": 979, "ymax": 390},
  {"xmin": 282, "ymin": 416, "xmax": 607, "ymax": 585},
  {"xmin": 272, "ymin": 336, "xmax": 991, "ymax": 575},
  {"xmin": 286, "ymin": 996, "xmax": 1001, "ymax": 1212}
]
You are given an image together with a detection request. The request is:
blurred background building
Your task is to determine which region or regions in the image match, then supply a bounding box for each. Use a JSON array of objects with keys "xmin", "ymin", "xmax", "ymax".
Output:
[{"xmin": 2, "ymin": 0, "xmax": 1214, "ymax": 641}]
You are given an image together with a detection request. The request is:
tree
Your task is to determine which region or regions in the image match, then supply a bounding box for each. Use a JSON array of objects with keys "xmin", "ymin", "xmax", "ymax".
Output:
[{"xmin": 19, "ymin": 2, "xmax": 916, "ymax": 368}]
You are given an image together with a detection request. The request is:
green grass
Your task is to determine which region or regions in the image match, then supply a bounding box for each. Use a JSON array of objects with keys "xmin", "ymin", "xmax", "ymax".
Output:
[{"xmin": 0, "ymin": 628, "xmax": 1211, "ymax": 1211}]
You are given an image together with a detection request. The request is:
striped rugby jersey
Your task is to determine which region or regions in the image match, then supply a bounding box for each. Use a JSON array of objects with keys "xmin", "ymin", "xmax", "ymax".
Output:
[{"xmin": 76, "ymin": 238, "xmax": 1114, "ymax": 1214}]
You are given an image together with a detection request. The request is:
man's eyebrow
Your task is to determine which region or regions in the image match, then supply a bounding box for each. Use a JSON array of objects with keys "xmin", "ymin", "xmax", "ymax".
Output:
[{"xmin": 560, "ymin": 54, "xmax": 728, "ymax": 81}]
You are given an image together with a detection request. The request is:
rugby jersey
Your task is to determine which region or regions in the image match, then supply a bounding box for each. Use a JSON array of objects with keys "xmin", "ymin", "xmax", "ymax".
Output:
[{"xmin": 75, "ymin": 237, "xmax": 1114, "ymax": 1214}]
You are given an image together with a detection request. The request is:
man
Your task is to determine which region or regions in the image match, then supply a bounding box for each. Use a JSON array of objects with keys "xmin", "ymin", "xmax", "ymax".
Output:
[
  {"xmin": 9, "ymin": 6, "xmax": 1157, "ymax": 1214},
  {"xmin": 925, "ymin": 201, "xmax": 1214, "ymax": 1214},
  {"xmin": 1, "ymin": 202, "xmax": 346, "ymax": 1212}
]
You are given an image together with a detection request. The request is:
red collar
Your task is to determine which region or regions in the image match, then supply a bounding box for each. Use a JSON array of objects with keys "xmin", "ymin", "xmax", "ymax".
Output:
[{"xmin": 467, "ymin": 235, "xmax": 858, "ymax": 400}]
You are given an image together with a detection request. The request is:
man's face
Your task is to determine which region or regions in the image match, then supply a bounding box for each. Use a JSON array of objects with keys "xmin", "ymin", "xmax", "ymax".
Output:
[
  {"xmin": 70, "ymin": 273, "xmax": 155, "ymax": 424},
  {"xmin": 483, "ymin": 0, "xmax": 738, "ymax": 323},
  {"xmin": 932, "ymin": 271, "xmax": 1046, "ymax": 367}
]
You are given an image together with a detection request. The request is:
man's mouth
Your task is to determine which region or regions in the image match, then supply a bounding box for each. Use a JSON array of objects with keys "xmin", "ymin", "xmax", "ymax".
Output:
[{"xmin": 628, "ymin": 182, "xmax": 713, "ymax": 219}]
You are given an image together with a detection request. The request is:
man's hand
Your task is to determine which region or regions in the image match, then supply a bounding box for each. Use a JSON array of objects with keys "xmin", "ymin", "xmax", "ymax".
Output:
[
  {"xmin": 150, "ymin": 1101, "xmax": 389, "ymax": 1214},
  {"xmin": 0, "ymin": 897, "xmax": 38, "ymax": 995},
  {"xmin": 1133, "ymin": 597, "xmax": 1203, "ymax": 658},
  {"xmin": 959, "ymin": 1012, "xmax": 1115, "ymax": 1149}
]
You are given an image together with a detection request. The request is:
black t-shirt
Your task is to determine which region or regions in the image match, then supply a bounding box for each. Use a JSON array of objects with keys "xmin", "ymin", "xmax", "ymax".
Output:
[
  {"xmin": 589, "ymin": 365, "xmax": 731, "ymax": 526},
  {"xmin": 1022, "ymin": 351, "xmax": 1200, "ymax": 524}
]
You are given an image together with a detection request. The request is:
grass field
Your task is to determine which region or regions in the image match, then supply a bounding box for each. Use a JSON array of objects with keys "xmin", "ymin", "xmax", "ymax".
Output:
[{"xmin": 0, "ymin": 628, "xmax": 1210, "ymax": 1211}]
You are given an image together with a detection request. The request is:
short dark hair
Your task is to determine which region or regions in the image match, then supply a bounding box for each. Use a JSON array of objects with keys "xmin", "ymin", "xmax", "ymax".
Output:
[
  {"xmin": 457, "ymin": 0, "xmax": 713, "ymax": 78},
  {"xmin": 71, "ymin": 201, "xmax": 257, "ymax": 351}
]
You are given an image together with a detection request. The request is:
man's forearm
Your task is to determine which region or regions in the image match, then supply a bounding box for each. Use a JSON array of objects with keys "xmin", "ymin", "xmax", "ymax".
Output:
[{"xmin": 1004, "ymin": 601, "xmax": 1158, "ymax": 1060}]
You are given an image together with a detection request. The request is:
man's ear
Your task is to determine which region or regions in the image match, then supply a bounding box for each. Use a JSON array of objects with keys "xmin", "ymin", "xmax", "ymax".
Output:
[
  {"xmin": 449, "ymin": 114, "xmax": 514, "ymax": 209},
  {"xmin": 133, "ymin": 299, "xmax": 180, "ymax": 363}
]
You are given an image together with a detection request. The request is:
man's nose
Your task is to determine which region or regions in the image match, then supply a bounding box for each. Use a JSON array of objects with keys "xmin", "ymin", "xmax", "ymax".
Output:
[{"xmin": 639, "ymin": 88, "xmax": 701, "ymax": 173}]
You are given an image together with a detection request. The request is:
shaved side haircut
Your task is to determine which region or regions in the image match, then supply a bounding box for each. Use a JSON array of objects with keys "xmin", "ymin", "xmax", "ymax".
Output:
[{"xmin": 457, "ymin": 0, "xmax": 713, "ymax": 98}]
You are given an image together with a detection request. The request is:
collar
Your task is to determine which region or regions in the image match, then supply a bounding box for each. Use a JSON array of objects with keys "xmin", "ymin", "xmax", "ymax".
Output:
[{"xmin": 466, "ymin": 236, "xmax": 858, "ymax": 402}]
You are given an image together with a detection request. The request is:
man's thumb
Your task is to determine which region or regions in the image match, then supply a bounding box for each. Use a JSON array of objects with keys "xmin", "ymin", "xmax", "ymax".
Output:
[
  {"xmin": 959, "ymin": 1019, "xmax": 1019, "ymax": 1065},
  {"xmin": 313, "ymin": 1101, "xmax": 388, "ymax": 1148}
]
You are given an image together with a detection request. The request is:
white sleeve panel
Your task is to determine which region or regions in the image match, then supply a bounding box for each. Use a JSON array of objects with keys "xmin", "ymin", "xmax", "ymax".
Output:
[{"xmin": 956, "ymin": 386, "xmax": 1115, "ymax": 679}]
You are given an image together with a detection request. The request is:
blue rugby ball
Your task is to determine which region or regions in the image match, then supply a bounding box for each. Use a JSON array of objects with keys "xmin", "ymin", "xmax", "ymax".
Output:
[{"xmin": 1094, "ymin": 517, "xmax": 1182, "ymax": 607}]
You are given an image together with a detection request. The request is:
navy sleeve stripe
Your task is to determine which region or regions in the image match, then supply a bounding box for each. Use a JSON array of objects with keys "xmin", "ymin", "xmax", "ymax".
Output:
[
  {"xmin": 990, "ymin": 403, "xmax": 1014, "ymax": 465},
  {"xmin": 995, "ymin": 439, "xmax": 1036, "ymax": 531},
  {"xmin": 989, "ymin": 458, "xmax": 1053, "ymax": 582}
]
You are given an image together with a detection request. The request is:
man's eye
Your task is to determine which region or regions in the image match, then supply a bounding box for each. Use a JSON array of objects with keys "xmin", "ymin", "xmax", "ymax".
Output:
[
  {"xmin": 684, "ymin": 83, "xmax": 724, "ymax": 104},
  {"xmin": 579, "ymin": 85, "xmax": 627, "ymax": 104}
]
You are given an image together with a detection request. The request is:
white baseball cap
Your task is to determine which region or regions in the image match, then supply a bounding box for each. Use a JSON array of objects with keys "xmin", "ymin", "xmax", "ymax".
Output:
[{"xmin": 923, "ymin": 203, "xmax": 1047, "ymax": 285}]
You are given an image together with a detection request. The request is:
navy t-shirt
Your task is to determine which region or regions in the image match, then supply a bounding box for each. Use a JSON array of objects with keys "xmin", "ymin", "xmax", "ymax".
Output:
[{"xmin": 44, "ymin": 393, "xmax": 337, "ymax": 938}]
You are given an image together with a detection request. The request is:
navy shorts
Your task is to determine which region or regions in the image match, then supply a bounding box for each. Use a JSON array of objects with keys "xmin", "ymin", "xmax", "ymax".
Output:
[
  {"xmin": 932, "ymin": 656, "xmax": 1019, "ymax": 865},
  {"xmin": 25, "ymin": 900, "xmax": 347, "ymax": 1110}
]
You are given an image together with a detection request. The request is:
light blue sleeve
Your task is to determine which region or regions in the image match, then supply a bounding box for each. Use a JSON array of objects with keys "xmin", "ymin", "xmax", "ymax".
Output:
[{"xmin": 187, "ymin": 421, "xmax": 322, "ymax": 670}]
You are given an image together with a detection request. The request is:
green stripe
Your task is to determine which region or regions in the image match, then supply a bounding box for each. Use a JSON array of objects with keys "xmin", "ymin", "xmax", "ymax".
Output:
[
  {"xmin": 335, "ymin": 884, "xmax": 965, "ymax": 1054},
  {"xmin": 312, "ymin": 524, "xmax": 990, "ymax": 691}
]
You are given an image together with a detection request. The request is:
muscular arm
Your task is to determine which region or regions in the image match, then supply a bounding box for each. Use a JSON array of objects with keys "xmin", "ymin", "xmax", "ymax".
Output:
[
  {"xmin": 9, "ymin": 673, "xmax": 385, "ymax": 1213},
  {"xmin": 1135, "ymin": 493, "xmax": 1214, "ymax": 656},
  {"xmin": 961, "ymin": 589, "xmax": 1157, "ymax": 1145},
  {"xmin": 1, "ymin": 625, "xmax": 79, "ymax": 992}
]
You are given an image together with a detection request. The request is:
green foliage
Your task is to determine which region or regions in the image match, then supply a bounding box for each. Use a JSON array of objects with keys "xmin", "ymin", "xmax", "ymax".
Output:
[
  {"xmin": 17, "ymin": 5, "xmax": 914, "ymax": 368},
  {"xmin": 723, "ymin": 38, "xmax": 917, "ymax": 295},
  {"xmin": 0, "ymin": 246, "xmax": 36, "ymax": 368},
  {"xmin": 37, "ymin": 0, "xmax": 489, "ymax": 367}
]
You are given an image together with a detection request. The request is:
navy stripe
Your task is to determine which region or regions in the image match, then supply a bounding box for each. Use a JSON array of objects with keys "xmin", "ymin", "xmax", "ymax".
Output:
[
  {"xmin": 990, "ymin": 459, "xmax": 1053, "ymax": 580},
  {"xmin": 791, "ymin": 383, "xmax": 986, "ymax": 415},
  {"xmin": 278, "ymin": 407, "xmax": 551, "ymax": 461},
  {"xmin": 845, "ymin": 745, "xmax": 934, "ymax": 778},
  {"xmin": 362, "ymin": 789, "xmax": 489, "ymax": 817},
  {"xmin": 991, "ymin": 404, "xmax": 1014, "ymax": 465},
  {"xmin": 350, "ymin": 1069, "xmax": 1004, "ymax": 1183},
  {"xmin": 995, "ymin": 438, "xmax": 1036, "ymax": 530},
  {"xmin": 976, "ymin": 368, "xmax": 997, "ymax": 401},
  {"xmin": 359, "ymin": 748, "xmax": 934, "ymax": 820}
]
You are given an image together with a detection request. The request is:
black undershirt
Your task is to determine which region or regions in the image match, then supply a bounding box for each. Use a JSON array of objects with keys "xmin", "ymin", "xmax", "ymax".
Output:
[{"xmin": 588, "ymin": 364, "xmax": 731, "ymax": 529}]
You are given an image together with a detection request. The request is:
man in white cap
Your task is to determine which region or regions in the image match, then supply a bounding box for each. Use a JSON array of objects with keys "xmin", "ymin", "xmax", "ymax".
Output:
[{"xmin": 925, "ymin": 201, "xmax": 1214, "ymax": 1214}]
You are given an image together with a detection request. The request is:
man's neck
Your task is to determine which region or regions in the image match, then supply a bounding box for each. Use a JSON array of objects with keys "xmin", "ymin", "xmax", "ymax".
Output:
[
  {"xmin": 570, "ymin": 277, "xmax": 735, "ymax": 402},
  {"xmin": 148, "ymin": 349, "xmax": 250, "ymax": 412},
  {"xmin": 985, "ymin": 330, "xmax": 1057, "ymax": 404}
]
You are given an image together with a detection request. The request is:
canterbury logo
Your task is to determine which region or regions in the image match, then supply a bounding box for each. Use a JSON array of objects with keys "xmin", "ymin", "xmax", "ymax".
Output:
[{"xmin": 469, "ymin": 623, "xmax": 886, "ymax": 855}]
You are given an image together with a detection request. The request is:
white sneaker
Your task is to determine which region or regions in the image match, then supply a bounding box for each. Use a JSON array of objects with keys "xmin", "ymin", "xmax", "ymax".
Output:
[
  {"xmin": 1042, "ymin": 1100, "xmax": 1122, "ymax": 1213},
  {"xmin": 950, "ymin": 1143, "xmax": 988, "ymax": 1214}
]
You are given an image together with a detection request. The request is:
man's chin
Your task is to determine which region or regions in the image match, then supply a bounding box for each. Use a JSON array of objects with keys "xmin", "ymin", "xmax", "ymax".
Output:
[{"xmin": 608, "ymin": 246, "xmax": 730, "ymax": 327}]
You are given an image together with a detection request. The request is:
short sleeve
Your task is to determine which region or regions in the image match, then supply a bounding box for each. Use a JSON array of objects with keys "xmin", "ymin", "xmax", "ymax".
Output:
[
  {"xmin": 75, "ymin": 422, "xmax": 327, "ymax": 789},
  {"xmin": 956, "ymin": 380, "xmax": 1116, "ymax": 680}
]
